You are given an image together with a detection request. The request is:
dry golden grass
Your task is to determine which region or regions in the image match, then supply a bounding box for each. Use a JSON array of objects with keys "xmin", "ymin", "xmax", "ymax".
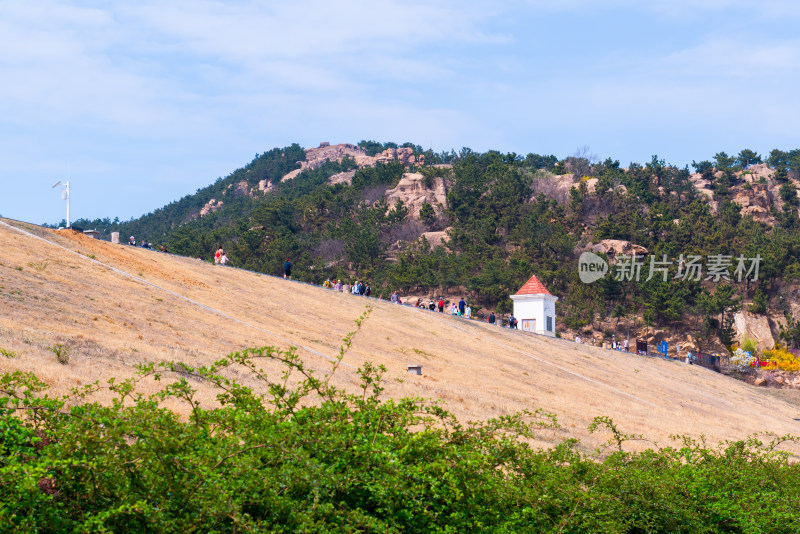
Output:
[{"xmin": 3, "ymin": 218, "xmax": 800, "ymax": 453}]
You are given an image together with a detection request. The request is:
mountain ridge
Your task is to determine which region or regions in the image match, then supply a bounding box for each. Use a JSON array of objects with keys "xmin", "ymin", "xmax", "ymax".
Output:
[{"xmin": 61, "ymin": 143, "xmax": 800, "ymax": 360}]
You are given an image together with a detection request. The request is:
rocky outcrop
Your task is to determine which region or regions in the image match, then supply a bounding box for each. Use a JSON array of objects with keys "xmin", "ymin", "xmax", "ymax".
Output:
[
  {"xmin": 281, "ymin": 169, "xmax": 303, "ymax": 183},
  {"xmin": 373, "ymin": 147, "xmax": 416, "ymax": 166},
  {"xmin": 258, "ymin": 179, "xmax": 273, "ymax": 193},
  {"xmin": 733, "ymin": 311, "xmax": 775, "ymax": 350},
  {"xmin": 588, "ymin": 239, "xmax": 648, "ymax": 258},
  {"xmin": 384, "ymin": 173, "xmax": 447, "ymax": 219},
  {"xmin": 234, "ymin": 181, "xmax": 250, "ymax": 196},
  {"xmin": 688, "ymin": 171, "xmax": 718, "ymax": 212},
  {"xmin": 280, "ymin": 143, "xmax": 418, "ymax": 183},
  {"xmin": 199, "ymin": 198, "xmax": 224, "ymax": 217},
  {"xmin": 420, "ymin": 228, "xmax": 452, "ymax": 248},
  {"xmin": 687, "ymin": 163, "xmax": 800, "ymax": 226},
  {"xmin": 731, "ymin": 184, "xmax": 776, "ymax": 224},
  {"xmin": 530, "ymin": 172, "xmax": 577, "ymax": 204},
  {"xmin": 329, "ymin": 170, "xmax": 357, "ymax": 185},
  {"xmin": 750, "ymin": 369, "xmax": 800, "ymax": 390}
]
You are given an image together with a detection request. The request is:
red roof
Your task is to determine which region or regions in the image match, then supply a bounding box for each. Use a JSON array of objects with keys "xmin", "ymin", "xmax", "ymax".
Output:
[{"xmin": 514, "ymin": 274, "xmax": 552, "ymax": 296}]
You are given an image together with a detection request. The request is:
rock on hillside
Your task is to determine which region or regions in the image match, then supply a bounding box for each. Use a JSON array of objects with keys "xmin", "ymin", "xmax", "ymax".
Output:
[
  {"xmin": 329, "ymin": 170, "xmax": 357, "ymax": 185},
  {"xmin": 200, "ymin": 198, "xmax": 224, "ymax": 217},
  {"xmin": 688, "ymin": 163, "xmax": 800, "ymax": 226},
  {"xmin": 384, "ymin": 173, "xmax": 447, "ymax": 219},
  {"xmin": 420, "ymin": 229, "xmax": 451, "ymax": 248},
  {"xmin": 281, "ymin": 143, "xmax": 417, "ymax": 183},
  {"xmin": 586, "ymin": 239, "xmax": 648, "ymax": 259},
  {"xmin": 733, "ymin": 311, "xmax": 775, "ymax": 350}
]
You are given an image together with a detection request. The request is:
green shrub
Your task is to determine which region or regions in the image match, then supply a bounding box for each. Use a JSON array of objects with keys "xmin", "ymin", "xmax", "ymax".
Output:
[
  {"xmin": 2, "ymin": 311, "xmax": 800, "ymax": 532},
  {"xmin": 48, "ymin": 343, "xmax": 70, "ymax": 365}
]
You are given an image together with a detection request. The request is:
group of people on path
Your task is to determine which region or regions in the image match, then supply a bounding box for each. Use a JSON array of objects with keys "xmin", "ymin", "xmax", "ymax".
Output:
[
  {"xmin": 582, "ymin": 335, "xmax": 630, "ymax": 352},
  {"xmin": 410, "ymin": 296, "xmax": 473, "ymax": 318},
  {"xmin": 213, "ymin": 255, "xmax": 522, "ymax": 328},
  {"xmin": 128, "ymin": 236, "xmax": 166, "ymax": 252},
  {"xmin": 321, "ymin": 277, "xmax": 373, "ymax": 297}
]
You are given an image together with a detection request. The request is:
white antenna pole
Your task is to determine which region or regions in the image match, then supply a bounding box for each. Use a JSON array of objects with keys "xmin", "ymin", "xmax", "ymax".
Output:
[
  {"xmin": 65, "ymin": 181, "xmax": 70, "ymax": 228},
  {"xmin": 52, "ymin": 180, "xmax": 70, "ymax": 228}
]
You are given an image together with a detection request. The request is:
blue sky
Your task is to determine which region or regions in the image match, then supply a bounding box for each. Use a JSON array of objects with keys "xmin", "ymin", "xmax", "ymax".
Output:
[{"xmin": 3, "ymin": 0, "xmax": 800, "ymax": 225}]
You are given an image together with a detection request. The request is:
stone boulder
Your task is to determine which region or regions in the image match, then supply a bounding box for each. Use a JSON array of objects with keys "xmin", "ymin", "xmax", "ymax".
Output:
[
  {"xmin": 420, "ymin": 228, "xmax": 452, "ymax": 248},
  {"xmin": 384, "ymin": 173, "xmax": 447, "ymax": 219},
  {"xmin": 529, "ymin": 173, "xmax": 577, "ymax": 204},
  {"xmin": 733, "ymin": 311, "xmax": 775, "ymax": 350}
]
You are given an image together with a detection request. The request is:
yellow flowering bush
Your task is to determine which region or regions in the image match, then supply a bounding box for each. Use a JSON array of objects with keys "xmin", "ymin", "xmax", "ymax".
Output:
[{"xmin": 761, "ymin": 345, "xmax": 800, "ymax": 372}]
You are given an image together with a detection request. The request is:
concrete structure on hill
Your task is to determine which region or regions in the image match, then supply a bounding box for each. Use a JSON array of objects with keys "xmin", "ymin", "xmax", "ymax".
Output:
[{"xmin": 510, "ymin": 274, "xmax": 558, "ymax": 337}]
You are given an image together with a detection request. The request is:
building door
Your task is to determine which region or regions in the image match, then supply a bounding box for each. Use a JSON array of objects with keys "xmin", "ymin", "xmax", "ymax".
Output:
[{"xmin": 521, "ymin": 318, "xmax": 535, "ymax": 332}]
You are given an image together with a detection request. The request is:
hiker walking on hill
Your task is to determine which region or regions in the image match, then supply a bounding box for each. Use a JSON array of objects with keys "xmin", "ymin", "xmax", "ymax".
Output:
[
  {"xmin": 465, "ymin": 305, "xmax": 472, "ymax": 319},
  {"xmin": 335, "ymin": 279, "xmax": 342, "ymax": 292},
  {"xmin": 488, "ymin": 312, "xmax": 496, "ymax": 324},
  {"xmin": 220, "ymin": 251, "xmax": 229, "ymax": 266},
  {"xmin": 624, "ymin": 338, "xmax": 629, "ymax": 352},
  {"xmin": 283, "ymin": 259, "xmax": 292, "ymax": 279},
  {"xmin": 508, "ymin": 313, "xmax": 518, "ymax": 329},
  {"xmin": 438, "ymin": 297, "xmax": 444, "ymax": 312},
  {"xmin": 365, "ymin": 285, "xmax": 371, "ymax": 297},
  {"xmin": 458, "ymin": 298, "xmax": 466, "ymax": 317},
  {"xmin": 215, "ymin": 246, "xmax": 224, "ymax": 264},
  {"xmin": 391, "ymin": 291, "xmax": 399, "ymax": 303}
]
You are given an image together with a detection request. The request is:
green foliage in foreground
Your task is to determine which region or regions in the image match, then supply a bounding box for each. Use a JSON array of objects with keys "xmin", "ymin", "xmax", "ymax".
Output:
[{"xmin": 3, "ymin": 312, "xmax": 800, "ymax": 532}]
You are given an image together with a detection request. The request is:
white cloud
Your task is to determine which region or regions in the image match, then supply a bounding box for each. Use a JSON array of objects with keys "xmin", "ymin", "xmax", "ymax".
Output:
[{"xmin": 4, "ymin": 0, "xmax": 800, "ymax": 224}]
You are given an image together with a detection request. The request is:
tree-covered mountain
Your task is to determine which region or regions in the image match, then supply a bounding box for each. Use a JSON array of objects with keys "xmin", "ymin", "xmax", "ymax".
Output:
[{"xmin": 66, "ymin": 142, "xmax": 800, "ymax": 353}]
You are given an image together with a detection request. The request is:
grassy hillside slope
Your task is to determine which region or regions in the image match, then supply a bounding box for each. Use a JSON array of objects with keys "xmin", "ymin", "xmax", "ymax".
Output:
[{"xmin": 2, "ymin": 218, "xmax": 800, "ymax": 453}]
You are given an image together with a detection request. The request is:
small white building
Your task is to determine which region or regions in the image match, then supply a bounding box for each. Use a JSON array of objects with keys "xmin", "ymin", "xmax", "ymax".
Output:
[{"xmin": 510, "ymin": 274, "xmax": 558, "ymax": 337}]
